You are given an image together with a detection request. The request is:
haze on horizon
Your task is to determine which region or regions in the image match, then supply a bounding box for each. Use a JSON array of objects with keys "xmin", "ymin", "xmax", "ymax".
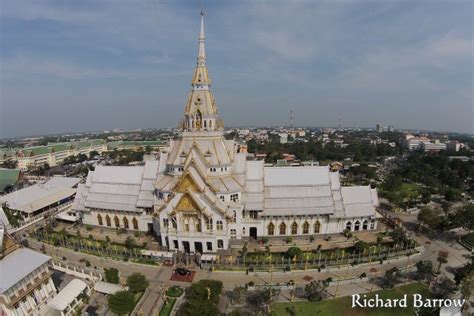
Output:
[{"xmin": 0, "ymin": 0, "xmax": 472, "ymax": 139}]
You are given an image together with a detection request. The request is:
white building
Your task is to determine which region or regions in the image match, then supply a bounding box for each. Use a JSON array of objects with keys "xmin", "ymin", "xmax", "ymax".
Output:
[
  {"xmin": 0, "ymin": 227, "xmax": 56, "ymax": 316},
  {"xmin": 73, "ymin": 11, "xmax": 381, "ymax": 253},
  {"xmin": 0, "ymin": 177, "xmax": 80, "ymax": 222},
  {"xmin": 73, "ymin": 163, "xmax": 158, "ymax": 233},
  {"xmin": 44, "ymin": 279, "xmax": 91, "ymax": 316}
]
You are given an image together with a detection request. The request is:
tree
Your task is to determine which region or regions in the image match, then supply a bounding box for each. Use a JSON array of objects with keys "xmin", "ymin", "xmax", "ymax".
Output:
[
  {"xmin": 247, "ymin": 287, "xmax": 279, "ymax": 313},
  {"xmin": 286, "ymin": 247, "xmax": 303, "ymax": 260},
  {"xmin": 415, "ymin": 260, "xmax": 434, "ymax": 281},
  {"xmin": 181, "ymin": 280, "xmax": 223, "ymax": 316},
  {"xmin": 228, "ymin": 286, "xmax": 247, "ymax": 305},
  {"xmin": 188, "ymin": 280, "xmax": 223, "ymax": 305},
  {"xmin": 380, "ymin": 267, "xmax": 401, "ymax": 289},
  {"xmin": 445, "ymin": 188, "xmax": 462, "ymax": 202},
  {"xmin": 454, "ymin": 205, "xmax": 474, "ymax": 232},
  {"xmin": 389, "ymin": 227, "xmax": 409, "ymax": 245},
  {"xmin": 126, "ymin": 273, "xmax": 149, "ymax": 293},
  {"xmin": 304, "ymin": 280, "xmax": 328, "ymax": 302},
  {"xmin": 432, "ymin": 277, "xmax": 457, "ymax": 299},
  {"xmin": 354, "ymin": 241, "xmax": 369, "ymax": 253},
  {"xmin": 181, "ymin": 299, "xmax": 219, "ymax": 316},
  {"xmin": 124, "ymin": 236, "xmax": 136, "ymax": 249},
  {"xmin": 104, "ymin": 268, "xmax": 119, "ymax": 284},
  {"xmin": 417, "ymin": 207, "xmax": 441, "ymax": 230},
  {"xmin": 459, "ymin": 273, "xmax": 473, "ymax": 311},
  {"xmin": 436, "ymin": 251, "xmax": 449, "ymax": 273},
  {"xmin": 107, "ymin": 291, "xmax": 135, "ymax": 315}
]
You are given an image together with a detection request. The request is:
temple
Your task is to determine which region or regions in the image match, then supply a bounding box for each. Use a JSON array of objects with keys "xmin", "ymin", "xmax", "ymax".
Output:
[{"xmin": 73, "ymin": 11, "xmax": 381, "ymax": 254}]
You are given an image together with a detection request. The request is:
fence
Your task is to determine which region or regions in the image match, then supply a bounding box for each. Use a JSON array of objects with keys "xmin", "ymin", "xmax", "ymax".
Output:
[{"xmin": 202, "ymin": 245, "xmax": 422, "ymax": 272}]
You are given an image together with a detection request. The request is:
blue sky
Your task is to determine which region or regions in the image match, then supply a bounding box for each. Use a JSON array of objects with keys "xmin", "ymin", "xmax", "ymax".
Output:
[{"xmin": 0, "ymin": 0, "xmax": 472, "ymax": 138}]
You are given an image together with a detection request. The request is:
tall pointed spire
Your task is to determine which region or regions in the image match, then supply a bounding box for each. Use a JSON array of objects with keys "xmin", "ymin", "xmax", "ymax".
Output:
[
  {"xmin": 182, "ymin": 10, "xmax": 222, "ymax": 132},
  {"xmin": 197, "ymin": 9, "xmax": 206, "ymax": 66}
]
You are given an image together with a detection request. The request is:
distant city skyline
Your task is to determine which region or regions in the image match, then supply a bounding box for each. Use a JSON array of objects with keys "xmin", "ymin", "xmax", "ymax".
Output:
[{"xmin": 1, "ymin": 0, "xmax": 472, "ymax": 138}]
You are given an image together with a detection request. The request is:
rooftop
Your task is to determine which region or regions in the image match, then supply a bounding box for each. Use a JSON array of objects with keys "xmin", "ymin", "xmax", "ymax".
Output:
[{"xmin": 0, "ymin": 248, "xmax": 50, "ymax": 293}]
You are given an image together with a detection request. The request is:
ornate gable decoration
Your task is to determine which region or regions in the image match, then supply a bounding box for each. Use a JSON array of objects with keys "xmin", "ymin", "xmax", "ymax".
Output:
[
  {"xmin": 175, "ymin": 173, "xmax": 202, "ymax": 193},
  {"xmin": 176, "ymin": 193, "xmax": 200, "ymax": 212}
]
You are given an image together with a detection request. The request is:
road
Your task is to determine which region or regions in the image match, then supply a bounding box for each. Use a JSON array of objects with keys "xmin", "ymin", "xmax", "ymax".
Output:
[{"xmin": 26, "ymin": 212, "xmax": 471, "ymax": 315}]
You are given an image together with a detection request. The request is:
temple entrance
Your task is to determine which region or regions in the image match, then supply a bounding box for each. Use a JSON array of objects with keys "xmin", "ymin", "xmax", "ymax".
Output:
[
  {"xmin": 182, "ymin": 241, "xmax": 191, "ymax": 253},
  {"xmin": 250, "ymin": 227, "xmax": 257, "ymax": 240},
  {"xmin": 194, "ymin": 242, "xmax": 203, "ymax": 254}
]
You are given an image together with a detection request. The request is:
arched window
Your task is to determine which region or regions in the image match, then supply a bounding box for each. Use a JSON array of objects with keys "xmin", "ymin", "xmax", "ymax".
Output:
[
  {"xmin": 302, "ymin": 221, "xmax": 309, "ymax": 234},
  {"xmin": 279, "ymin": 222, "xmax": 286, "ymax": 235},
  {"xmin": 291, "ymin": 222, "xmax": 298, "ymax": 235},
  {"xmin": 268, "ymin": 223, "xmax": 275, "ymax": 236},
  {"xmin": 196, "ymin": 221, "xmax": 202, "ymax": 232},
  {"xmin": 114, "ymin": 216, "xmax": 120, "ymax": 228},
  {"xmin": 97, "ymin": 214, "xmax": 103, "ymax": 226},
  {"xmin": 132, "ymin": 217, "xmax": 138, "ymax": 230},
  {"xmin": 216, "ymin": 220, "xmax": 223, "ymax": 231},
  {"xmin": 242, "ymin": 227, "xmax": 246, "ymax": 235},
  {"xmin": 232, "ymin": 211, "xmax": 236, "ymax": 223},
  {"xmin": 106, "ymin": 215, "xmax": 111, "ymax": 227},
  {"xmin": 123, "ymin": 217, "xmax": 129, "ymax": 229},
  {"xmin": 206, "ymin": 218, "xmax": 213, "ymax": 231},
  {"xmin": 362, "ymin": 220, "xmax": 369, "ymax": 230},
  {"xmin": 314, "ymin": 221, "xmax": 321, "ymax": 234},
  {"xmin": 370, "ymin": 219, "xmax": 375, "ymax": 230},
  {"xmin": 354, "ymin": 220, "xmax": 360, "ymax": 231},
  {"xmin": 346, "ymin": 221, "xmax": 352, "ymax": 231}
]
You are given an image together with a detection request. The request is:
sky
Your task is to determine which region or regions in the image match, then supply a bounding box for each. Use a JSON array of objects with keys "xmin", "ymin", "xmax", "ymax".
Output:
[{"xmin": 0, "ymin": 0, "xmax": 472, "ymax": 138}]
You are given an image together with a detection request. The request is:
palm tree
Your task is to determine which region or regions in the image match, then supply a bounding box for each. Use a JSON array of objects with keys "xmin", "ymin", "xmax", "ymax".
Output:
[{"xmin": 436, "ymin": 251, "xmax": 449, "ymax": 273}]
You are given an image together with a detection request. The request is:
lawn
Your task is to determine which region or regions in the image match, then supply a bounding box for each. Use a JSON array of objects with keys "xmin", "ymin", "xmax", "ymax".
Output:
[
  {"xmin": 166, "ymin": 286, "xmax": 184, "ymax": 298},
  {"xmin": 272, "ymin": 283, "xmax": 431, "ymax": 316},
  {"xmin": 159, "ymin": 298, "xmax": 177, "ymax": 316}
]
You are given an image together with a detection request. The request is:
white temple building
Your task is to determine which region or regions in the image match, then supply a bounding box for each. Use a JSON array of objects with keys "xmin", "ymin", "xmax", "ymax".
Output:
[{"xmin": 73, "ymin": 11, "xmax": 381, "ymax": 254}]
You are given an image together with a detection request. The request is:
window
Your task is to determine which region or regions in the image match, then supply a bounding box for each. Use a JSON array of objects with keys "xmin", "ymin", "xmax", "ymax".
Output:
[
  {"xmin": 291, "ymin": 222, "xmax": 298, "ymax": 235},
  {"xmin": 184, "ymin": 222, "xmax": 190, "ymax": 232},
  {"xmin": 314, "ymin": 221, "xmax": 321, "ymax": 234},
  {"xmin": 230, "ymin": 229, "xmax": 236, "ymax": 239},
  {"xmin": 267, "ymin": 223, "xmax": 275, "ymax": 235},
  {"xmin": 132, "ymin": 217, "xmax": 139, "ymax": 230},
  {"xmin": 279, "ymin": 222, "xmax": 286, "ymax": 235},
  {"xmin": 216, "ymin": 220, "xmax": 223, "ymax": 231},
  {"xmin": 346, "ymin": 221, "xmax": 352, "ymax": 231},
  {"xmin": 97, "ymin": 214, "xmax": 103, "ymax": 226},
  {"xmin": 207, "ymin": 242, "xmax": 213, "ymax": 251},
  {"xmin": 217, "ymin": 239, "xmax": 224, "ymax": 249},
  {"xmin": 231, "ymin": 211, "xmax": 236, "ymax": 223},
  {"xmin": 249, "ymin": 210, "xmax": 258, "ymax": 219},
  {"xmin": 106, "ymin": 215, "xmax": 111, "ymax": 227},
  {"xmin": 163, "ymin": 218, "xmax": 169, "ymax": 228},
  {"xmin": 354, "ymin": 220, "xmax": 360, "ymax": 231},
  {"xmin": 196, "ymin": 221, "xmax": 202, "ymax": 232},
  {"xmin": 370, "ymin": 219, "xmax": 375, "ymax": 230},
  {"xmin": 123, "ymin": 217, "xmax": 129, "ymax": 229},
  {"xmin": 206, "ymin": 218, "xmax": 213, "ymax": 231},
  {"xmin": 362, "ymin": 220, "xmax": 369, "ymax": 230},
  {"xmin": 220, "ymin": 196, "xmax": 225, "ymax": 202},
  {"xmin": 302, "ymin": 221, "xmax": 309, "ymax": 234},
  {"xmin": 114, "ymin": 216, "xmax": 120, "ymax": 228},
  {"xmin": 230, "ymin": 193, "xmax": 239, "ymax": 202}
]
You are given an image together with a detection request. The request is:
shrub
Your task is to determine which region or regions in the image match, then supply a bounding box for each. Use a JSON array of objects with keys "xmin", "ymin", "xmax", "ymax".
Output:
[
  {"xmin": 285, "ymin": 236, "xmax": 293, "ymax": 244},
  {"xmin": 126, "ymin": 273, "xmax": 149, "ymax": 293},
  {"xmin": 107, "ymin": 291, "xmax": 134, "ymax": 315}
]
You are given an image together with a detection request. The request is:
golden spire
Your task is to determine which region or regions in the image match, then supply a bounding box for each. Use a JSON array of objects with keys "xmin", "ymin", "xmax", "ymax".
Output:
[{"xmin": 183, "ymin": 10, "xmax": 222, "ymax": 132}]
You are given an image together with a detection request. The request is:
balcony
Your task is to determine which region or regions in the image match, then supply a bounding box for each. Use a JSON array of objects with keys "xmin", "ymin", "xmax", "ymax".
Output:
[{"xmin": 5, "ymin": 270, "xmax": 53, "ymax": 308}]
